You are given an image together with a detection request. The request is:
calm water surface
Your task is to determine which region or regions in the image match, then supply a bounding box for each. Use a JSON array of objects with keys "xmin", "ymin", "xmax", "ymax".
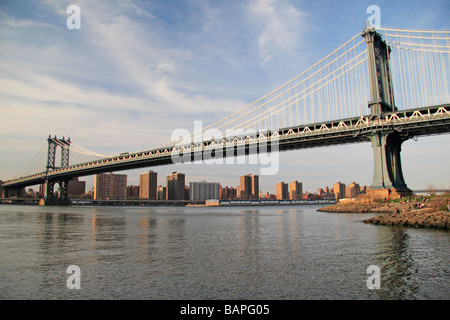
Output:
[{"xmin": 0, "ymin": 204, "xmax": 448, "ymax": 300}]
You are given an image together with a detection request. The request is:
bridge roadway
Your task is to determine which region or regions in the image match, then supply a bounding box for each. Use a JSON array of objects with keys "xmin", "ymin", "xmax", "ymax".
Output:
[{"xmin": 3, "ymin": 104, "xmax": 450, "ymax": 189}]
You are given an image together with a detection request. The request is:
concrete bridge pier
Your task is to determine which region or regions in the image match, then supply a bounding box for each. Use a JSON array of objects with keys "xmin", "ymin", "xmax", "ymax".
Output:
[{"xmin": 366, "ymin": 130, "xmax": 412, "ymax": 201}]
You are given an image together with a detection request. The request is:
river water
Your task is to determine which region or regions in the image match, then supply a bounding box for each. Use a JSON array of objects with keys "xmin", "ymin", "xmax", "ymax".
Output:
[{"xmin": 0, "ymin": 204, "xmax": 448, "ymax": 300}]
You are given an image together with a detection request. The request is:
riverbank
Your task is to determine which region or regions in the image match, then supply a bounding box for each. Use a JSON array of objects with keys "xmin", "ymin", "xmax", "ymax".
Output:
[
  {"xmin": 318, "ymin": 194, "xmax": 450, "ymax": 230},
  {"xmin": 363, "ymin": 210, "xmax": 450, "ymax": 229}
]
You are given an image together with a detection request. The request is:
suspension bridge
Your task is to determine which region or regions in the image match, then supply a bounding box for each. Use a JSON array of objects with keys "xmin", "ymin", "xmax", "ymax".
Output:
[{"xmin": 2, "ymin": 26, "xmax": 450, "ymax": 204}]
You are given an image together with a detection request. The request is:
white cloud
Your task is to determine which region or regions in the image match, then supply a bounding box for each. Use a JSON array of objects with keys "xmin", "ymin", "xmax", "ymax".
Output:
[
  {"xmin": 247, "ymin": 0, "xmax": 308, "ymax": 66},
  {"xmin": 79, "ymin": 1, "xmax": 246, "ymax": 115}
]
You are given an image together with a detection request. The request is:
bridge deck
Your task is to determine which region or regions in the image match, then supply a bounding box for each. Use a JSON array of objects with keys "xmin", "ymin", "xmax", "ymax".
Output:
[{"xmin": 3, "ymin": 104, "xmax": 450, "ymax": 189}]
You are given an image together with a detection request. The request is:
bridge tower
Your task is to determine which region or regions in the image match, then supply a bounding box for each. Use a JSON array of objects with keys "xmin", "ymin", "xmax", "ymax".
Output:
[
  {"xmin": 362, "ymin": 26, "xmax": 412, "ymax": 200},
  {"xmin": 40, "ymin": 135, "xmax": 72, "ymax": 205}
]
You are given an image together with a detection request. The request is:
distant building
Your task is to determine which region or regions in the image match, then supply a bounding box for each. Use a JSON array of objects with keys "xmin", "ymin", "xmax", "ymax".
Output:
[
  {"xmin": 333, "ymin": 182, "xmax": 346, "ymax": 200},
  {"xmin": 290, "ymin": 181, "xmax": 303, "ymax": 200},
  {"xmin": 317, "ymin": 187, "xmax": 335, "ymax": 200},
  {"xmin": 94, "ymin": 172, "xmax": 127, "ymax": 200},
  {"xmin": 239, "ymin": 174, "xmax": 259, "ymax": 200},
  {"xmin": 166, "ymin": 172, "xmax": 186, "ymax": 200},
  {"xmin": 251, "ymin": 175, "xmax": 259, "ymax": 199},
  {"xmin": 127, "ymin": 185, "xmax": 139, "ymax": 198},
  {"xmin": 276, "ymin": 182, "xmax": 289, "ymax": 200},
  {"xmin": 185, "ymin": 186, "xmax": 190, "ymax": 201},
  {"xmin": 26, "ymin": 188, "xmax": 36, "ymax": 198},
  {"xmin": 239, "ymin": 175, "xmax": 251, "ymax": 199},
  {"xmin": 346, "ymin": 182, "xmax": 360, "ymax": 198},
  {"xmin": 156, "ymin": 185, "xmax": 166, "ymax": 200},
  {"xmin": 139, "ymin": 170, "xmax": 157, "ymax": 199},
  {"xmin": 68, "ymin": 177, "xmax": 86, "ymax": 197},
  {"xmin": 220, "ymin": 186, "xmax": 237, "ymax": 200},
  {"xmin": 189, "ymin": 181, "xmax": 220, "ymax": 201}
]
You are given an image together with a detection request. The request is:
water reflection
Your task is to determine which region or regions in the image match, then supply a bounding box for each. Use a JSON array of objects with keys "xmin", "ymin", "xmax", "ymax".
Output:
[
  {"xmin": 35, "ymin": 211, "xmax": 87, "ymax": 294},
  {"xmin": 37, "ymin": 212, "xmax": 85, "ymax": 252},
  {"xmin": 275, "ymin": 209, "xmax": 301, "ymax": 244},
  {"xmin": 136, "ymin": 217, "xmax": 158, "ymax": 263},
  {"xmin": 238, "ymin": 210, "xmax": 261, "ymax": 261},
  {"xmin": 165, "ymin": 218, "xmax": 186, "ymax": 265},
  {"xmin": 373, "ymin": 226, "xmax": 419, "ymax": 299}
]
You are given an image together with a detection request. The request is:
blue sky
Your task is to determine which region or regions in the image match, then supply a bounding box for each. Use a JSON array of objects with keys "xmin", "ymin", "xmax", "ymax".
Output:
[{"xmin": 0, "ymin": 0, "xmax": 449, "ymax": 193}]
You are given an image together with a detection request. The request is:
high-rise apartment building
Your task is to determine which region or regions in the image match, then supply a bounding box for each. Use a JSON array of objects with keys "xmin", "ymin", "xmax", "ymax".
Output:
[
  {"xmin": 239, "ymin": 175, "xmax": 251, "ymax": 200},
  {"xmin": 220, "ymin": 186, "xmax": 237, "ymax": 200},
  {"xmin": 276, "ymin": 182, "xmax": 289, "ymax": 200},
  {"xmin": 189, "ymin": 181, "xmax": 220, "ymax": 201},
  {"xmin": 184, "ymin": 186, "xmax": 190, "ymax": 201},
  {"xmin": 139, "ymin": 170, "xmax": 157, "ymax": 199},
  {"xmin": 333, "ymin": 182, "xmax": 346, "ymax": 200},
  {"xmin": 66, "ymin": 177, "xmax": 86, "ymax": 197},
  {"xmin": 156, "ymin": 185, "xmax": 166, "ymax": 200},
  {"xmin": 94, "ymin": 172, "xmax": 127, "ymax": 200},
  {"xmin": 239, "ymin": 174, "xmax": 259, "ymax": 200},
  {"xmin": 127, "ymin": 185, "xmax": 139, "ymax": 198},
  {"xmin": 289, "ymin": 181, "xmax": 303, "ymax": 200},
  {"xmin": 346, "ymin": 182, "xmax": 360, "ymax": 198},
  {"xmin": 251, "ymin": 175, "xmax": 259, "ymax": 199},
  {"xmin": 166, "ymin": 172, "xmax": 186, "ymax": 200}
]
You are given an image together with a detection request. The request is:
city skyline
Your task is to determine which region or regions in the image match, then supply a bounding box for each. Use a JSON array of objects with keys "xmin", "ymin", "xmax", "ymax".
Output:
[
  {"xmin": 0, "ymin": 1, "xmax": 449, "ymax": 193},
  {"xmin": 90, "ymin": 169, "xmax": 367, "ymax": 200},
  {"xmin": 17, "ymin": 165, "xmax": 446, "ymax": 202}
]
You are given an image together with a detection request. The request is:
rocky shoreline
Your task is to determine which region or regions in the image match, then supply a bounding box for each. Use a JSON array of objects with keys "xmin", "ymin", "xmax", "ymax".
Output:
[
  {"xmin": 318, "ymin": 202, "xmax": 393, "ymax": 214},
  {"xmin": 363, "ymin": 210, "xmax": 450, "ymax": 229},
  {"xmin": 318, "ymin": 196, "xmax": 450, "ymax": 230}
]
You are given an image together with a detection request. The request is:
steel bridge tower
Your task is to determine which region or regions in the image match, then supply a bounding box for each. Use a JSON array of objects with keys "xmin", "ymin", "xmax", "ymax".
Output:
[
  {"xmin": 40, "ymin": 135, "xmax": 72, "ymax": 205},
  {"xmin": 362, "ymin": 26, "xmax": 412, "ymax": 200}
]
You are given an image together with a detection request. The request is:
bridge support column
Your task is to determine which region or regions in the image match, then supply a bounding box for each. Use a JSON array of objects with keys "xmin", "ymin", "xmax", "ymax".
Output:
[
  {"xmin": 57, "ymin": 179, "xmax": 71, "ymax": 202},
  {"xmin": 43, "ymin": 179, "xmax": 55, "ymax": 200},
  {"xmin": 39, "ymin": 178, "xmax": 71, "ymax": 206},
  {"xmin": 366, "ymin": 131, "xmax": 412, "ymax": 200}
]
